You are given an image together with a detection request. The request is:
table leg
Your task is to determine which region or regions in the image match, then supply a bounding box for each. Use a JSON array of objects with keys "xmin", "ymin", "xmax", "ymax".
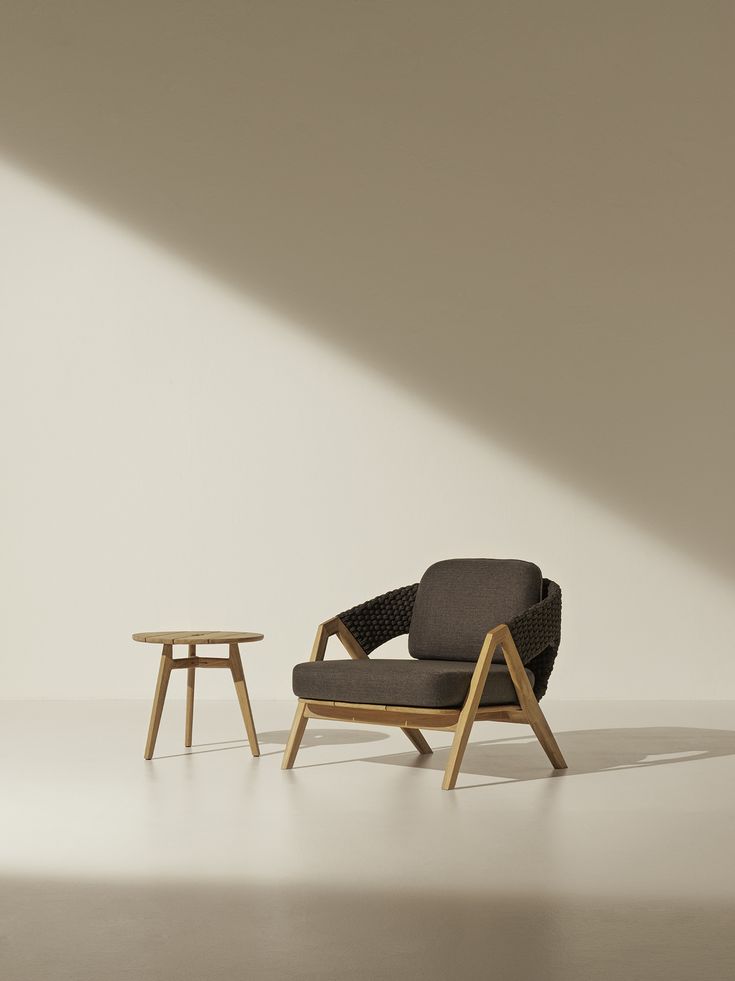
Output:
[
  {"xmin": 144, "ymin": 644, "xmax": 173, "ymax": 760},
  {"xmin": 229, "ymin": 642, "xmax": 260, "ymax": 757},
  {"xmin": 185, "ymin": 643, "xmax": 196, "ymax": 747}
]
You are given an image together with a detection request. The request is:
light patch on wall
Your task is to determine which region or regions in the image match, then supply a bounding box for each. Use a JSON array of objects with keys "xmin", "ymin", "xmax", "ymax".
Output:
[{"xmin": 1, "ymin": 158, "xmax": 733, "ymax": 701}]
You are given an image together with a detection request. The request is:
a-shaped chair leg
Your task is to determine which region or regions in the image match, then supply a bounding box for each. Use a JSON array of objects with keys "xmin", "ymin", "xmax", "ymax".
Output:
[
  {"xmin": 282, "ymin": 621, "xmax": 333, "ymax": 770},
  {"xmin": 442, "ymin": 709, "xmax": 476, "ymax": 790},
  {"xmin": 442, "ymin": 630, "xmax": 497, "ymax": 790},
  {"xmin": 282, "ymin": 700, "xmax": 309, "ymax": 769},
  {"xmin": 502, "ymin": 634, "xmax": 567, "ymax": 769}
]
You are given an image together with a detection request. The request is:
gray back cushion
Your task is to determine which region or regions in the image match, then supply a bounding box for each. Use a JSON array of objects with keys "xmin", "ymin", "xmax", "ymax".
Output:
[{"xmin": 408, "ymin": 559, "xmax": 542, "ymax": 662}]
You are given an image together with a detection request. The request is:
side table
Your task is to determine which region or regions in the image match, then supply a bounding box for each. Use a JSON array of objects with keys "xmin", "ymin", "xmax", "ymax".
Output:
[{"xmin": 133, "ymin": 631, "xmax": 263, "ymax": 759}]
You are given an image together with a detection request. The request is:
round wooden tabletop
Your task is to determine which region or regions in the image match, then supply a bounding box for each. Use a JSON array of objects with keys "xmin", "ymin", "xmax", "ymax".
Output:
[{"xmin": 132, "ymin": 631, "xmax": 264, "ymax": 645}]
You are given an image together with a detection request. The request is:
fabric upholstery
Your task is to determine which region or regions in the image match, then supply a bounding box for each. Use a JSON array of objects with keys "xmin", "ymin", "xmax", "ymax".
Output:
[
  {"xmin": 408, "ymin": 559, "xmax": 542, "ymax": 663},
  {"xmin": 292, "ymin": 658, "xmax": 534, "ymax": 708}
]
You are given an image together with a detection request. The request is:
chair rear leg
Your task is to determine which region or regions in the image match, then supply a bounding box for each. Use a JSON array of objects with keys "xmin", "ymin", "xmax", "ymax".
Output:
[
  {"xmin": 441, "ymin": 630, "xmax": 497, "ymax": 790},
  {"xmin": 401, "ymin": 727, "xmax": 433, "ymax": 755},
  {"xmin": 282, "ymin": 700, "xmax": 309, "ymax": 769}
]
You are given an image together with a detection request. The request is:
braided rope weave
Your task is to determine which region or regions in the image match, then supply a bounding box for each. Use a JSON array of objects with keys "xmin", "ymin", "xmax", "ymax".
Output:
[
  {"xmin": 338, "ymin": 583, "xmax": 419, "ymax": 655},
  {"xmin": 508, "ymin": 579, "xmax": 562, "ymax": 700}
]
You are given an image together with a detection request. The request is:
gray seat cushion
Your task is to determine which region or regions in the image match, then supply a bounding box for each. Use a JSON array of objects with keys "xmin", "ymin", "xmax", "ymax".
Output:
[
  {"xmin": 292, "ymin": 658, "xmax": 534, "ymax": 708},
  {"xmin": 409, "ymin": 558, "xmax": 542, "ymax": 663}
]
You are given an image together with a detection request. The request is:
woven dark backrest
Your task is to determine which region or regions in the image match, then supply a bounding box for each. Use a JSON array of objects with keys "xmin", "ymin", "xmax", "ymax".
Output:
[
  {"xmin": 338, "ymin": 575, "xmax": 561, "ymax": 700},
  {"xmin": 507, "ymin": 579, "xmax": 562, "ymax": 700},
  {"xmin": 338, "ymin": 584, "xmax": 419, "ymax": 655}
]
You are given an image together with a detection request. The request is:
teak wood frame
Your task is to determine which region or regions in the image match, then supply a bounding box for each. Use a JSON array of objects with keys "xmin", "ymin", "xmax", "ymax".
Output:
[
  {"xmin": 282, "ymin": 619, "xmax": 566, "ymax": 790},
  {"xmin": 144, "ymin": 643, "xmax": 260, "ymax": 760}
]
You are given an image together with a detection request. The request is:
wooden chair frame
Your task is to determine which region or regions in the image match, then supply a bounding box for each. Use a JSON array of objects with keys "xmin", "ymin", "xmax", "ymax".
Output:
[{"xmin": 282, "ymin": 617, "xmax": 567, "ymax": 789}]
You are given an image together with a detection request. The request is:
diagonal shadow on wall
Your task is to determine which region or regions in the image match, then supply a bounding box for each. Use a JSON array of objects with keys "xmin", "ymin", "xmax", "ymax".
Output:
[{"xmin": 2, "ymin": 2, "xmax": 733, "ymax": 574}]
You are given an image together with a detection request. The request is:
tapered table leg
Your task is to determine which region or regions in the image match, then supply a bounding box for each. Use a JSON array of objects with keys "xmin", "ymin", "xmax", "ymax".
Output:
[
  {"xmin": 185, "ymin": 643, "xmax": 196, "ymax": 748},
  {"xmin": 144, "ymin": 644, "xmax": 173, "ymax": 759},
  {"xmin": 229, "ymin": 643, "xmax": 260, "ymax": 757}
]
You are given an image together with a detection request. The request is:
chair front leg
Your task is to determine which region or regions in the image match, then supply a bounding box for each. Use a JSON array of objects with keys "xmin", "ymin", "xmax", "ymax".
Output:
[
  {"xmin": 282, "ymin": 619, "xmax": 338, "ymax": 770},
  {"xmin": 442, "ymin": 631, "xmax": 499, "ymax": 790},
  {"xmin": 282, "ymin": 700, "xmax": 309, "ymax": 769}
]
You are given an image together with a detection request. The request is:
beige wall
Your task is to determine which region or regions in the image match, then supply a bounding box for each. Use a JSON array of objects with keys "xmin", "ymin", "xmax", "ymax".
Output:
[{"xmin": 2, "ymin": 2, "xmax": 733, "ymax": 700}]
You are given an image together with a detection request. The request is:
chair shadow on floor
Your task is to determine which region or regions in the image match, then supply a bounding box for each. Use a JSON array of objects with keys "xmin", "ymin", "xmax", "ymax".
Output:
[
  {"xmin": 190, "ymin": 728, "xmax": 391, "ymax": 758},
  {"xmin": 258, "ymin": 727, "xmax": 391, "ymax": 757},
  {"xmin": 287, "ymin": 726, "xmax": 735, "ymax": 788},
  {"xmin": 153, "ymin": 728, "xmax": 389, "ymax": 759}
]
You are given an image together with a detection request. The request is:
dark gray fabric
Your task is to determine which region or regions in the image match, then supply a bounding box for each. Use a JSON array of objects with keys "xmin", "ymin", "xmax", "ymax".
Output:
[
  {"xmin": 292, "ymin": 658, "xmax": 534, "ymax": 708},
  {"xmin": 408, "ymin": 559, "xmax": 542, "ymax": 663}
]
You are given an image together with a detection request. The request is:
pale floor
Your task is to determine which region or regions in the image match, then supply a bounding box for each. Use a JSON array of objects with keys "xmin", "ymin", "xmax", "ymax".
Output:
[{"xmin": 2, "ymin": 699, "xmax": 735, "ymax": 981}]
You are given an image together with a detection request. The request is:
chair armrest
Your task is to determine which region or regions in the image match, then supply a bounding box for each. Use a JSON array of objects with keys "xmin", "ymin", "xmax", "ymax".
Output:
[
  {"xmin": 507, "ymin": 579, "xmax": 562, "ymax": 665},
  {"xmin": 307, "ymin": 617, "xmax": 340, "ymax": 662},
  {"xmin": 305, "ymin": 583, "xmax": 418, "ymax": 663},
  {"xmin": 336, "ymin": 583, "xmax": 419, "ymax": 655},
  {"xmin": 308, "ymin": 616, "xmax": 368, "ymax": 661}
]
